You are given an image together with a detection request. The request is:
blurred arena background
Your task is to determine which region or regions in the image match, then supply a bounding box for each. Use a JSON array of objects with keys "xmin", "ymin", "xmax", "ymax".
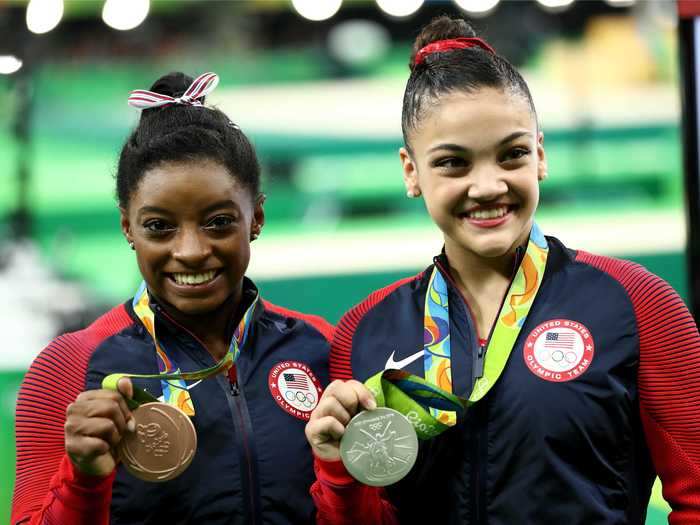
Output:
[{"xmin": 0, "ymin": 0, "xmax": 688, "ymax": 522}]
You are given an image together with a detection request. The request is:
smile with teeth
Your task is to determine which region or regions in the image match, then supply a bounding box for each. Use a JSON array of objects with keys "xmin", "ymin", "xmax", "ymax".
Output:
[
  {"xmin": 170, "ymin": 270, "xmax": 217, "ymax": 286},
  {"xmin": 466, "ymin": 206, "xmax": 510, "ymax": 220}
]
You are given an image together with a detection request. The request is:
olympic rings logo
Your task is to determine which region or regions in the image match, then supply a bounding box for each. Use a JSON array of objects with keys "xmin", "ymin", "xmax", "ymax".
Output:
[
  {"xmin": 284, "ymin": 389, "xmax": 317, "ymax": 409},
  {"xmin": 268, "ymin": 362, "xmax": 323, "ymax": 419}
]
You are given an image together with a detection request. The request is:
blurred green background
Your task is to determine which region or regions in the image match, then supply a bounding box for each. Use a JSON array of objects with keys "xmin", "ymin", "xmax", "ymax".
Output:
[{"xmin": 0, "ymin": 0, "xmax": 689, "ymax": 522}]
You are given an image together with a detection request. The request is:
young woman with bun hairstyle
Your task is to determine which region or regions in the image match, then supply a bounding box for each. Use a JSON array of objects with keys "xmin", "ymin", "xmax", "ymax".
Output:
[
  {"xmin": 12, "ymin": 71, "xmax": 333, "ymax": 525},
  {"xmin": 305, "ymin": 16, "xmax": 700, "ymax": 524}
]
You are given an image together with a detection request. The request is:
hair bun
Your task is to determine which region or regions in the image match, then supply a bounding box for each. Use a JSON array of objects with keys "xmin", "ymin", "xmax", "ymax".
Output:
[
  {"xmin": 410, "ymin": 16, "xmax": 478, "ymax": 71},
  {"xmin": 148, "ymin": 72, "xmax": 194, "ymax": 99}
]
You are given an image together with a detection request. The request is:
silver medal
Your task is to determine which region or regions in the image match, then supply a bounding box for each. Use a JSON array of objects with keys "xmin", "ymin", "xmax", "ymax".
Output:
[{"xmin": 340, "ymin": 407, "xmax": 419, "ymax": 487}]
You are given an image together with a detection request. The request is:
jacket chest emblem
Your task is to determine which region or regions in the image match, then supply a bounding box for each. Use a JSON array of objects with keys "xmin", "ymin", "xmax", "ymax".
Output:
[
  {"xmin": 523, "ymin": 319, "xmax": 595, "ymax": 382},
  {"xmin": 268, "ymin": 361, "xmax": 322, "ymax": 420}
]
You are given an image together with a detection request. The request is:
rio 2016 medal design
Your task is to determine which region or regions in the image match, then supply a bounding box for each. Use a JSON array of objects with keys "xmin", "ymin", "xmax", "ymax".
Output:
[
  {"xmin": 118, "ymin": 402, "xmax": 197, "ymax": 482},
  {"xmin": 103, "ymin": 281, "xmax": 260, "ymax": 481},
  {"xmin": 340, "ymin": 225, "xmax": 550, "ymax": 486},
  {"xmin": 339, "ymin": 407, "xmax": 419, "ymax": 487}
]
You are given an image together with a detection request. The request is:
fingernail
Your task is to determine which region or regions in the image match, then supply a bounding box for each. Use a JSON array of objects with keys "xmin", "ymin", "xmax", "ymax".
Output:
[
  {"xmin": 367, "ymin": 398, "xmax": 377, "ymax": 411},
  {"xmin": 127, "ymin": 419, "xmax": 136, "ymax": 432}
]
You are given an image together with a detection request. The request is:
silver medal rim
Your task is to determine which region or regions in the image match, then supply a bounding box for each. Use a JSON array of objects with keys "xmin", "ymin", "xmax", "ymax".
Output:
[{"xmin": 340, "ymin": 407, "xmax": 418, "ymax": 487}]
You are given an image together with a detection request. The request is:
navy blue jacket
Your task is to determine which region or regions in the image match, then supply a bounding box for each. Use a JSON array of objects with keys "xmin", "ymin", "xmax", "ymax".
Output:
[
  {"xmin": 13, "ymin": 280, "xmax": 333, "ymax": 525},
  {"xmin": 314, "ymin": 236, "xmax": 700, "ymax": 525}
]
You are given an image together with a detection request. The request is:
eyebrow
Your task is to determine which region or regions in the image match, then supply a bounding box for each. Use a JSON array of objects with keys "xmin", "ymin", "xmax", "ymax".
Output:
[
  {"xmin": 499, "ymin": 131, "xmax": 533, "ymax": 144},
  {"xmin": 427, "ymin": 131, "xmax": 533, "ymax": 154},
  {"xmin": 137, "ymin": 199, "xmax": 239, "ymax": 219}
]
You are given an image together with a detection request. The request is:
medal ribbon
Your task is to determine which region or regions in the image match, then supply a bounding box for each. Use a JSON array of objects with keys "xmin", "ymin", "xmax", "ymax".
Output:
[
  {"xmin": 368, "ymin": 223, "xmax": 549, "ymax": 437},
  {"xmin": 102, "ymin": 281, "xmax": 258, "ymax": 415}
]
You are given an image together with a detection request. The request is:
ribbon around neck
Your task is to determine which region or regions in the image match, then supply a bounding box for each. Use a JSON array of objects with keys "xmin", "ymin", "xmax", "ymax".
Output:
[
  {"xmin": 102, "ymin": 281, "xmax": 258, "ymax": 415},
  {"xmin": 127, "ymin": 72, "xmax": 219, "ymax": 110},
  {"xmin": 366, "ymin": 223, "xmax": 549, "ymax": 438},
  {"xmin": 102, "ymin": 353, "xmax": 234, "ymax": 412}
]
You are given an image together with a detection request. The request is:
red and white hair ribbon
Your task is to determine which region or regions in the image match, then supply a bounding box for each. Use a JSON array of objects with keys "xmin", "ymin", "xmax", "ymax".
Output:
[{"xmin": 128, "ymin": 72, "xmax": 220, "ymax": 109}]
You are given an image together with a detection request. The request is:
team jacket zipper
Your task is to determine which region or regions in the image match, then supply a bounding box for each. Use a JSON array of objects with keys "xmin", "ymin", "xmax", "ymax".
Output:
[
  {"xmin": 433, "ymin": 247, "xmax": 524, "ymax": 524},
  {"xmin": 152, "ymin": 304, "xmax": 263, "ymax": 525},
  {"xmin": 225, "ymin": 364, "xmax": 263, "ymax": 525}
]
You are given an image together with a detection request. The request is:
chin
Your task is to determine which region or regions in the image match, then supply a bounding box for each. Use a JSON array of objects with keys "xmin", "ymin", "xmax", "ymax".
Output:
[
  {"xmin": 168, "ymin": 296, "xmax": 223, "ymax": 317},
  {"xmin": 472, "ymin": 243, "xmax": 515, "ymax": 259},
  {"xmin": 455, "ymin": 231, "xmax": 519, "ymax": 258}
]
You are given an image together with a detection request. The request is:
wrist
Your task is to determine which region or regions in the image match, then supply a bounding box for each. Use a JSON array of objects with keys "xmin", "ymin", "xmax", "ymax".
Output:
[
  {"xmin": 50, "ymin": 455, "xmax": 116, "ymax": 513},
  {"xmin": 314, "ymin": 453, "xmax": 356, "ymax": 486},
  {"xmin": 312, "ymin": 446, "xmax": 341, "ymax": 462},
  {"xmin": 68, "ymin": 453, "xmax": 116, "ymax": 480}
]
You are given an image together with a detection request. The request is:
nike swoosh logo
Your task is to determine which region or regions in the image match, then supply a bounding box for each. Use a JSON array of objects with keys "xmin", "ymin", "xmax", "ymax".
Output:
[
  {"xmin": 156, "ymin": 380, "xmax": 203, "ymax": 402},
  {"xmin": 384, "ymin": 350, "xmax": 424, "ymax": 370}
]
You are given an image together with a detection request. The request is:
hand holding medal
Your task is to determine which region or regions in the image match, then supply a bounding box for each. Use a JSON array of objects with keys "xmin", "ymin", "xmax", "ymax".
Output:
[
  {"xmin": 66, "ymin": 279, "xmax": 260, "ymax": 483},
  {"xmin": 92, "ymin": 281, "xmax": 259, "ymax": 482},
  {"xmin": 64, "ymin": 376, "xmax": 137, "ymax": 478},
  {"xmin": 338, "ymin": 370, "xmax": 466, "ymax": 486},
  {"xmin": 65, "ymin": 373, "xmax": 198, "ymax": 483},
  {"xmin": 308, "ymin": 224, "xmax": 549, "ymax": 487},
  {"xmin": 99, "ymin": 353, "xmax": 234, "ymax": 483},
  {"xmin": 306, "ymin": 372, "xmax": 461, "ymax": 487}
]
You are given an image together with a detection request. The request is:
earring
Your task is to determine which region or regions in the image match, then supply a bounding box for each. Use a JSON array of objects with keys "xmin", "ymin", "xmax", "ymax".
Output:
[
  {"xmin": 129, "ymin": 241, "xmax": 135, "ymax": 250},
  {"xmin": 406, "ymin": 189, "xmax": 421, "ymax": 198},
  {"xmin": 251, "ymin": 232, "xmax": 259, "ymax": 241}
]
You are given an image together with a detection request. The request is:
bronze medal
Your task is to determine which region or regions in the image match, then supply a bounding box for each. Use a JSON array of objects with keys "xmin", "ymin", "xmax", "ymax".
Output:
[{"xmin": 118, "ymin": 402, "xmax": 197, "ymax": 482}]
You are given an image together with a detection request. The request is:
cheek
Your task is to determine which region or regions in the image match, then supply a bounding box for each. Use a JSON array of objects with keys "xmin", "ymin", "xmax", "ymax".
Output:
[
  {"xmin": 134, "ymin": 252, "xmax": 164, "ymax": 289},
  {"xmin": 420, "ymin": 185, "xmax": 465, "ymax": 236},
  {"xmin": 521, "ymin": 174, "xmax": 541, "ymax": 206},
  {"xmin": 134, "ymin": 248, "xmax": 165, "ymax": 276},
  {"xmin": 224, "ymin": 237, "xmax": 251, "ymax": 272},
  {"xmin": 237, "ymin": 243, "xmax": 251, "ymax": 269},
  {"xmin": 509, "ymin": 167, "xmax": 540, "ymax": 200},
  {"xmin": 423, "ymin": 179, "xmax": 463, "ymax": 216}
]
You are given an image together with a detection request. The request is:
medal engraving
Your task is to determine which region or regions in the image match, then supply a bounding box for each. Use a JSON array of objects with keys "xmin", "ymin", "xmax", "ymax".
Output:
[
  {"xmin": 137, "ymin": 422, "xmax": 170, "ymax": 455},
  {"xmin": 118, "ymin": 402, "xmax": 197, "ymax": 482},
  {"xmin": 340, "ymin": 407, "xmax": 418, "ymax": 487}
]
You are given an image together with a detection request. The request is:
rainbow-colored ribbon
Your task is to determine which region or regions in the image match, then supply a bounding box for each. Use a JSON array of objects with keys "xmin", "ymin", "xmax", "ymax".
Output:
[
  {"xmin": 375, "ymin": 223, "xmax": 549, "ymax": 433},
  {"xmin": 105, "ymin": 282, "xmax": 258, "ymax": 415}
]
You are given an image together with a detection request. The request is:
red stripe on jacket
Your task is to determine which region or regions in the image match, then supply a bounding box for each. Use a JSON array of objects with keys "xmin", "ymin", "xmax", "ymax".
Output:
[
  {"xmin": 314, "ymin": 273, "xmax": 422, "ymax": 525},
  {"xmin": 12, "ymin": 305, "xmax": 133, "ymax": 525},
  {"xmin": 330, "ymin": 274, "xmax": 423, "ymax": 382},
  {"xmin": 576, "ymin": 251, "xmax": 700, "ymax": 524},
  {"xmin": 262, "ymin": 300, "xmax": 335, "ymax": 343}
]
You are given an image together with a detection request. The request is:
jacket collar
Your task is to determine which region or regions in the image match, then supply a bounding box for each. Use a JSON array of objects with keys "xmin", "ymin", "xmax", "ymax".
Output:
[{"xmin": 128, "ymin": 276, "xmax": 262, "ymax": 343}]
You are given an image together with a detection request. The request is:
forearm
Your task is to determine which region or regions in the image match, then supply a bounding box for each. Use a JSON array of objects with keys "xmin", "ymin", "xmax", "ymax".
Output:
[
  {"xmin": 14, "ymin": 455, "xmax": 115, "ymax": 525},
  {"xmin": 634, "ymin": 275, "xmax": 700, "ymax": 522}
]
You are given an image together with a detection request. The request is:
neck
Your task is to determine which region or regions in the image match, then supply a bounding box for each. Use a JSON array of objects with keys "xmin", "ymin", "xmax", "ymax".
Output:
[
  {"xmin": 156, "ymin": 286, "xmax": 245, "ymax": 362},
  {"xmin": 443, "ymin": 241, "xmax": 517, "ymax": 297},
  {"xmin": 442, "ymin": 240, "xmax": 522, "ymax": 339}
]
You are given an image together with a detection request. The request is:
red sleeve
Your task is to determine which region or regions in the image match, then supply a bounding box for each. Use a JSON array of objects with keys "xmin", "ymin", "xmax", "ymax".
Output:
[
  {"xmin": 311, "ymin": 457, "xmax": 399, "ymax": 525},
  {"xmin": 11, "ymin": 306, "xmax": 132, "ymax": 525},
  {"xmin": 312, "ymin": 274, "xmax": 421, "ymax": 525},
  {"xmin": 577, "ymin": 252, "xmax": 700, "ymax": 524}
]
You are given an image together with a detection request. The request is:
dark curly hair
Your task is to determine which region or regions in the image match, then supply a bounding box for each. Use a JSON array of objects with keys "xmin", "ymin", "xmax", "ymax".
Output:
[
  {"xmin": 116, "ymin": 72, "xmax": 261, "ymax": 209},
  {"xmin": 402, "ymin": 16, "xmax": 536, "ymax": 149}
]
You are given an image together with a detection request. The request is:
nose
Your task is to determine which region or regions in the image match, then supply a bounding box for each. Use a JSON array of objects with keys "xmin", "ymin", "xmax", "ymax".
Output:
[
  {"xmin": 466, "ymin": 164, "xmax": 508, "ymax": 201},
  {"xmin": 172, "ymin": 226, "xmax": 211, "ymax": 266}
]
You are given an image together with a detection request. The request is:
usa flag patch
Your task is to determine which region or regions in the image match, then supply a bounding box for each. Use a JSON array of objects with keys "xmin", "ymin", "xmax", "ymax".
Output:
[
  {"xmin": 523, "ymin": 319, "xmax": 595, "ymax": 382},
  {"xmin": 268, "ymin": 361, "xmax": 322, "ymax": 420}
]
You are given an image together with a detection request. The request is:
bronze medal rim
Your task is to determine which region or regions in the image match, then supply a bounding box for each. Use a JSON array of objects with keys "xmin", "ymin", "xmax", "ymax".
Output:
[
  {"xmin": 339, "ymin": 407, "xmax": 419, "ymax": 487},
  {"xmin": 118, "ymin": 401, "xmax": 197, "ymax": 482}
]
